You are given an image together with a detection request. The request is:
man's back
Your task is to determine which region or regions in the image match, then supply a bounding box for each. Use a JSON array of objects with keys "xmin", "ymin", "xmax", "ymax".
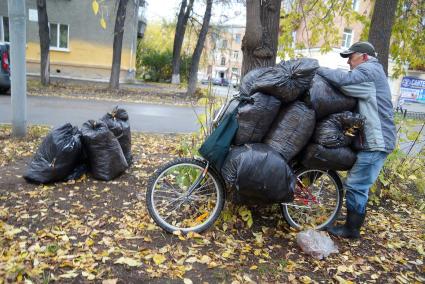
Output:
[{"xmin": 317, "ymin": 57, "xmax": 396, "ymax": 153}]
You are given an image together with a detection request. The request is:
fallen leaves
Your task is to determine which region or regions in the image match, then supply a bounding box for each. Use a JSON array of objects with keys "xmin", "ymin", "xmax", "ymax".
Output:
[
  {"xmin": 114, "ymin": 257, "xmax": 142, "ymax": 267},
  {"xmin": 0, "ymin": 128, "xmax": 424, "ymax": 283}
]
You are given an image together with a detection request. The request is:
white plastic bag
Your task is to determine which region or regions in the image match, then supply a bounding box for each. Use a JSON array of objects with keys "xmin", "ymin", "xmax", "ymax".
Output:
[{"xmin": 296, "ymin": 229, "xmax": 339, "ymax": 260}]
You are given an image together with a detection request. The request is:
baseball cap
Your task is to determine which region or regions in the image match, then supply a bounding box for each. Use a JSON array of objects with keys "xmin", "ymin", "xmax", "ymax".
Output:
[{"xmin": 340, "ymin": 41, "xmax": 376, "ymax": 58}]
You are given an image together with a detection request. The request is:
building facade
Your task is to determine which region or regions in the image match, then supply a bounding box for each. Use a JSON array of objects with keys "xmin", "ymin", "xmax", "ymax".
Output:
[
  {"xmin": 200, "ymin": 25, "xmax": 245, "ymax": 83},
  {"xmin": 0, "ymin": 0, "xmax": 147, "ymax": 82}
]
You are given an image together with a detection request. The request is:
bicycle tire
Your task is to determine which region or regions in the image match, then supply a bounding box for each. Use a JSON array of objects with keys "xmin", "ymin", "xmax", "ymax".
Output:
[
  {"xmin": 281, "ymin": 168, "xmax": 343, "ymax": 230},
  {"xmin": 146, "ymin": 158, "xmax": 225, "ymax": 233}
]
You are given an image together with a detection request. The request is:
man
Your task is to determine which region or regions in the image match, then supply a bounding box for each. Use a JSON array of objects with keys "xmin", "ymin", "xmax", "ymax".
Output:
[{"xmin": 317, "ymin": 41, "xmax": 396, "ymax": 239}]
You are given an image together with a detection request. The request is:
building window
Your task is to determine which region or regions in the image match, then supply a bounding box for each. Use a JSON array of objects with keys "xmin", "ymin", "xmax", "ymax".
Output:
[
  {"xmin": 221, "ymin": 39, "xmax": 227, "ymax": 49},
  {"xmin": 0, "ymin": 16, "xmax": 9, "ymax": 42},
  {"xmin": 50, "ymin": 23, "xmax": 69, "ymax": 50},
  {"xmin": 234, "ymin": 34, "xmax": 241, "ymax": 44},
  {"xmin": 341, "ymin": 28, "xmax": 353, "ymax": 49},
  {"xmin": 233, "ymin": 51, "xmax": 238, "ymax": 59},
  {"xmin": 232, "ymin": 67, "xmax": 239, "ymax": 75},
  {"xmin": 352, "ymin": 0, "xmax": 360, "ymax": 11},
  {"xmin": 221, "ymin": 56, "xmax": 226, "ymax": 66}
]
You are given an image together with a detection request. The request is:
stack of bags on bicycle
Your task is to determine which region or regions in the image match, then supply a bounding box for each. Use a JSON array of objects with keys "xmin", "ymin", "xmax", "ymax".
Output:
[
  {"xmin": 217, "ymin": 58, "xmax": 365, "ymax": 205},
  {"xmin": 23, "ymin": 106, "xmax": 132, "ymax": 184}
]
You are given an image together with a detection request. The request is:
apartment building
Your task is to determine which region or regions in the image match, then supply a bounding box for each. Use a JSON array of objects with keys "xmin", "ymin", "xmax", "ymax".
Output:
[
  {"xmin": 200, "ymin": 25, "xmax": 245, "ymax": 83},
  {"xmin": 0, "ymin": 0, "xmax": 147, "ymax": 82}
]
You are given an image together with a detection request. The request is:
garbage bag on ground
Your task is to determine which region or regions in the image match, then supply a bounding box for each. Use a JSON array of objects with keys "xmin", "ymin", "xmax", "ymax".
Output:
[
  {"xmin": 296, "ymin": 229, "xmax": 339, "ymax": 260},
  {"xmin": 81, "ymin": 120, "xmax": 128, "ymax": 181},
  {"xmin": 239, "ymin": 67, "xmax": 268, "ymax": 96},
  {"xmin": 304, "ymin": 75, "xmax": 357, "ymax": 119},
  {"xmin": 24, "ymin": 123, "xmax": 83, "ymax": 184},
  {"xmin": 233, "ymin": 92, "xmax": 281, "ymax": 145},
  {"xmin": 249, "ymin": 58, "xmax": 319, "ymax": 103},
  {"xmin": 300, "ymin": 143, "xmax": 357, "ymax": 171},
  {"xmin": 65, "ymin": 163, "xmax": 89, "ymax": 181},
  {"xmin": 101, "ymin": 106, "xmax": 132, "ymax": 164},
  {"xmin": 264, "ymin": 101, "xmax": 316, "ymax": 161},
  {"xmin": 313, "ymin": 111, "xmax": 365, "ymax": 148},
  {"xmin": 221, "ymin": 144, "xmax": 295, "ymax": 204}
]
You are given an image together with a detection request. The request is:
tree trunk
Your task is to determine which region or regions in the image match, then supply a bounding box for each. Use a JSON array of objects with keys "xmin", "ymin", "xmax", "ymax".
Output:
[
  {"xmin": 187, "ymin": 0, "xmax": 213, "ymax": 97},
  {"xmin": 241, "ymin": 0, "xmax": 281, "ymax": 77},
  {"xmin": 36, "ymin": 0, "xmax": 50, "ymax": 86},
  {"xmin": 109, "ymin": 0, "xmax": 129, "ymax": 90},
  {"xmin": 368, "ymin": 0, "xmax": 398, "ymax": 76},
  {"xmin": 171, "ymin": 0, "xmax": 195, "ymax": 84}
]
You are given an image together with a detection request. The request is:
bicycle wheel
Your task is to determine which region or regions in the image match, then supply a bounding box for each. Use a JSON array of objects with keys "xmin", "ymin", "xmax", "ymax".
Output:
[
  {"xmin": 281, "ymin": 168, "xmax": 343, "ymax": 230},
  {"xmin": 146, "ymin": 158, "xmax": 225, "ymax": 233}
]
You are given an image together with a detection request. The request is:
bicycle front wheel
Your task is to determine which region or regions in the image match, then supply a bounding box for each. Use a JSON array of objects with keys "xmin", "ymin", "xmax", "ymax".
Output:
[
  {"xmin": 146, "ymin": 158, "xmax": 225, "ymax": 233},
  {"xmin": 281, "ymin": 168, "xmax": 343, "ymax": 230}
]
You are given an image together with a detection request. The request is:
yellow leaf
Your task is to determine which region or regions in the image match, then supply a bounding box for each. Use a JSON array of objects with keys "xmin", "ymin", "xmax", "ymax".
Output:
[
  {"xmin": 195, "ymin": 212, "xmax": 209, "ymax": 223},
  {"xmin": 85, "ymin": 238, "xmax": 94, "ymax": 247},
  {"xmin": 185, "ymin": 257, "xmax": 198, "ymax": 263},
  {"xmin": 334, "ymin": 275, "xmax": 354, "ymax": 284},
  {"xmin": 417, "ymin": 244, "xmax": 424, "ymax": 256},
  {"xmin": 102, "ymin": 279, "xmax": 118, "ymax": 284},
  {"xmin": 82, "ymin": 271, "xmax": 96, "ymax": 280},
  {"xmin": 153, "ymin": 254, "xmax": 166, "ymax": 265},
  {"xmin": 199, "ymin": 255, "xmax": 211, "ymax": 264},
  {"xmin": 114, "ymin": 257, "xmax": 142, "ymax": 267},
  {"xmin": 100, "ymin": 17, "xmax": 107, "ymax": 29},
  {"xmin": 92, "ymin": 0, "xmax": 99, "ymax": 15},
  {"xmin": 299, "ymin": 275, "xmax": 312, "ymax": 283},
  {"xmin": 183, "ymin": 279, "xmax": 193, "ymax": 284},
  {"xmin": 59, "ymin": 270, "xmax": 79, "ymax": 279},
  {"xmin": 249, "ymin": 265, "xmax": 258, "ymax": 270}
]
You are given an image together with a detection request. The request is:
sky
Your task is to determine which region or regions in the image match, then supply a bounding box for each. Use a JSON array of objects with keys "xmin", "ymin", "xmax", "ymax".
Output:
[{"xmin": 145, "ymin": 0, "xmax": 246, "ymax": 26}]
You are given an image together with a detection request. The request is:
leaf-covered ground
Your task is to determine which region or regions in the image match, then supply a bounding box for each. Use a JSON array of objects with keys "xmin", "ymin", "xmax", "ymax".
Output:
[
  {"xmin": 0, "ymin": 125, "xmax": 424, "ymax": 284},
  {"xmin": 27, "ymin": 79, "xmax": 200, "ymax": 106}
]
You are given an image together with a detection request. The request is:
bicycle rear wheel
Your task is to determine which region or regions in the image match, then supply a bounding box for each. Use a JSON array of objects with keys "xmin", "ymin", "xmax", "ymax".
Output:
[
  {"xmin": 281, "ymin": 168, "xmax": 343, "ymax": 230},
  {"xmin": 146, "ymin": 158, "xmax": 225, "ymax": 233}
]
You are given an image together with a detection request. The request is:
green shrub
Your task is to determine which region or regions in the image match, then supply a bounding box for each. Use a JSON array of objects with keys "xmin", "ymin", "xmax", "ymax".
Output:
[
  {"xmin": 371, "ymin": 117, "xmax": 425, "ymax": 210},
  {"xmin": 137, "ymin": 49, "xmax": 192, "ymax": 83}
]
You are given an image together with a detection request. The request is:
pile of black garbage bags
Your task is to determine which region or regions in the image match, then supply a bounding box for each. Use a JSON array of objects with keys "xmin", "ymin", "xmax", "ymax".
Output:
[
  {"xmin": 23, "ymin": 107, "xmax": 132, "ymax": 184},
  {"xmin": 221, "ymin": 58, "xmax": 365, "ymax": 205}
]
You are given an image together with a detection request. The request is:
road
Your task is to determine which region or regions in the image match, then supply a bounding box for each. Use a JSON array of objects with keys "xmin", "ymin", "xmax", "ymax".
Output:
[{"xmin": 0, "ymin": 95, "xmax": 204, "ymax": 133}]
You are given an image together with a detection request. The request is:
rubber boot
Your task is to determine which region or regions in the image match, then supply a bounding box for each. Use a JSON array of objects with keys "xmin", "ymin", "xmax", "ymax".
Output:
[{"xmin": 327, "ymin": 210, "xmax": 365, "ymax": 239}]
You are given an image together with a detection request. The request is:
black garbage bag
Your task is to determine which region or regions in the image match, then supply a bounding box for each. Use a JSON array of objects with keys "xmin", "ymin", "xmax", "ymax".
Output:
[
  {"xmin": 65, "ymin": 163, "xmax": 89, "ymax": 181},
  {"xmin": 24, "ymin": 123, "xmax": 83, "ymax": 184},
  {"xmin": 313, "ymin": 111, "xmax": 365, "ymax": 148},
  {"xmin": 221, "ymin": 144, "xmax": 295, "ymax": 204},
  {"xmin": 81, "ymin": 120, "xmax": 128, "ymax": 181},
  {"xmin": 249, "ymin": 58, "xmax": 319, "ymax": 102},
  {"xmin": 233, "ymin": 92, "xmax": 281, "ymax": 145},
  {"xmin": 301, "ymin": 144, "xmax": 357, "ymax": 171},
  {"xmin": 264, "ymin": 101, "xmax": 316, "ymax": 161},
  {"xmin": 304, "ymin": 75, "xmax": 357, "ymax": 119},
  {"xmin": 239, "ymin": 68, "xmax": 268, "ymax": 96},
  {"xmin": 101, "ymin": 106, "xmax": 132, "ymax": 164}
]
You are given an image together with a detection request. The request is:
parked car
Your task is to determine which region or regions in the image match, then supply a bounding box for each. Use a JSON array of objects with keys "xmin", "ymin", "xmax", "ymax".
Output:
[
  {"xmin": 212, "ymin": 78, "xmax": 229, "ymax": 86},
  {"xmin": 0, "ymin": 43, "xmax": 10, "ymax": 94},
  {"xmin": 201, "ymin": 78, "xmax": 212, "ymax": 85}
]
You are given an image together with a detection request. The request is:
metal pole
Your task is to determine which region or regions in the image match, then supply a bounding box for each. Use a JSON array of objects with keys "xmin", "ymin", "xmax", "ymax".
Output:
[{"xmin": 8, "ymin": 0, "xmax": 27, "ymax": 137}]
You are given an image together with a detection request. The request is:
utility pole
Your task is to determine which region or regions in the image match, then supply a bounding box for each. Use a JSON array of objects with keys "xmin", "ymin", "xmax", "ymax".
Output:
[{"xmin": 8, "ymin": 0, "xmax": 27, "ymax": 137}]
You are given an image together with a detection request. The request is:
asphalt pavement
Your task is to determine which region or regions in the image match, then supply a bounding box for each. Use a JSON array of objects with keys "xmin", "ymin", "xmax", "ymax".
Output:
[{"xmin": 0, "ymin": 95, "xmax": 204, "ymax": 133}]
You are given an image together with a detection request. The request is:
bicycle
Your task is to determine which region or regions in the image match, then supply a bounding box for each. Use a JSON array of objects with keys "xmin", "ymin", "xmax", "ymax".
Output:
[{"xmin": 146, "ymin": 96, "xmax": 343, "ymax": 233}]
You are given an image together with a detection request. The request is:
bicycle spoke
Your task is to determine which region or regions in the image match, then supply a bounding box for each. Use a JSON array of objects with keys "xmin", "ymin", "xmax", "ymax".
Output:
[{"xmin": 284, "ymin": 169, "xmax": 341, "ymax": 229}]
